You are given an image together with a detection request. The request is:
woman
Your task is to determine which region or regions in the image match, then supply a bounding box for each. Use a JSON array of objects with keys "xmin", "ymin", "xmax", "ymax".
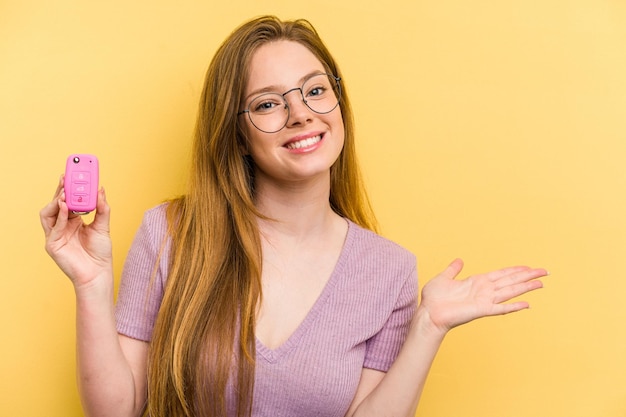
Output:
[{"xmin": 40, "ymin": 16, "xmax": 546, "ymax": 417}]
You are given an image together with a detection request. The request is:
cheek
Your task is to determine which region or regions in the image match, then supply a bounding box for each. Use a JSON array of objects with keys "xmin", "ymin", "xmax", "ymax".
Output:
[
  {"xmin": 241, "ymin": 124, "xmax": 264, "ymax": 154},
  {"xmin": 244, "ymin": 131, "xmax": 275, "ymax": 164}
]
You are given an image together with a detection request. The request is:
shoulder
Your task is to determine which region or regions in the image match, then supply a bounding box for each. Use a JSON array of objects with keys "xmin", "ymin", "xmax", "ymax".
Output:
[
  {"xmin": 139, "ymin": 202, "xmax": 169, "ymax": 234},
  {"xmin": 345, "ymin": 220, "xmax": 416, "ymax": 268},
  {"xmin": 340, "ymin": 220, "xmax": 417, "ymax": 289},
  {"xmin": 142, "ymin": 202, "xmax": 169, "ymax": 226},
  {"xmin": 129, "ymin": 202, "xmax": 171, "ymax": 253}
]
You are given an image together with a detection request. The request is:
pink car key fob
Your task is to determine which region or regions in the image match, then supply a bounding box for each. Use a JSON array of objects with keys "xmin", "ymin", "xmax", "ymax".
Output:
[{"xmin": 64, "ymin": 154, "xmax": 99, "ymax": 214}]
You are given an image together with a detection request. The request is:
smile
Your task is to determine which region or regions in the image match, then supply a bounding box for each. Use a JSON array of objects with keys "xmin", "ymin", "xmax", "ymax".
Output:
[{"xmin": 285, "ymin": 134, "xmax": 322, "ymax": 150}]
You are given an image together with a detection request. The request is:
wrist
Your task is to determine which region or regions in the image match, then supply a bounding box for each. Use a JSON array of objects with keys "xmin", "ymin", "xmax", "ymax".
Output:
[
  {"xmin": 73, "ymin": 270, "xmax": 114, "ymax": 302},
  {"xmin": 410, "ymin": 306, "xmax": 449, "ymax": 343}
]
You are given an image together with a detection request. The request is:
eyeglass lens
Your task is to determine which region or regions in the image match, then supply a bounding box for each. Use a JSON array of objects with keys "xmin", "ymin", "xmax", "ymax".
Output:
[{"xmin": 245, "ymin": 73, "xmax": 340, "ymax": 133}]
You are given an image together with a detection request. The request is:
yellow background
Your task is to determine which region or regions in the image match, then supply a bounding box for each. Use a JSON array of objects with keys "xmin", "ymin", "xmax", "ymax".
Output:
[{"xmin": 1, "ymin": 1, "xmax": 625, "ymax": 416}]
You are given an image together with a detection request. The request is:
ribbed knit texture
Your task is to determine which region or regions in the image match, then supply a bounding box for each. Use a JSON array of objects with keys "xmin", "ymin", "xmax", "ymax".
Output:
[{"xmin": 115, "ymin": 204, "xmax": 418, "ymax": 416}]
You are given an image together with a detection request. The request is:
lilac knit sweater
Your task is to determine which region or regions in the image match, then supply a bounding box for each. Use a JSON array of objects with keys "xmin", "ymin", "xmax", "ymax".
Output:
[{"xmin": 115, "ymin": 204, "xmax": 417, "ymax": 416}]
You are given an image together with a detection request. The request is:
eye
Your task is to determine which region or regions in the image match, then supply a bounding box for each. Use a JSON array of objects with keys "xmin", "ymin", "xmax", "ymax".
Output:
[
  {"xmin": 306, "ymin": 85, "xmax": 328, "ymax": 99},
  {"xmin": 303, "ymin": 74, "xmax": 334, "ymax": 100},
  {"xmin": 251, "ymin": 94, "xmax": 284, "ymax": 114},
  {"xmin": 255, "ymin": 101, "xmax": 277, "ymax": 111},
  {"xmin": 306, "ymin": 85, "xmax": 327, "ymax": 98}
]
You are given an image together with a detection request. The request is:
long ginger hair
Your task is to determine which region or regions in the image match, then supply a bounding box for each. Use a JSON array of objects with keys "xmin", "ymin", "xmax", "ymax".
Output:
[{"xmin": 146, "ymin": 16, "xmax": 378, "ymax": 417}]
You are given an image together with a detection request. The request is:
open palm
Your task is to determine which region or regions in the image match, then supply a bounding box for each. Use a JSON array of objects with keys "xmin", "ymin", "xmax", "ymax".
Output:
[{"xmin": 419, "ymin": 259, "xmax": 547, "ymax": 333}]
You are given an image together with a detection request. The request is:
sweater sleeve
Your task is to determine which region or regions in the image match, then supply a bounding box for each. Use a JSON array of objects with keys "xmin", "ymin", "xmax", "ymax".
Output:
[
  {"xmin": 363, "ymin": 263, "xmax": 418, "ymax": 372},
  {"xmin": 115, "ymin": 204, "xmax": 169, "ymax": 341}
]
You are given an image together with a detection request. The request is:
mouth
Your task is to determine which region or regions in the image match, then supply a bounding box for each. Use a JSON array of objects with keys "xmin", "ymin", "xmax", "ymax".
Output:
[{"xmin": 284, "ymin": 134, "xmax": 323, "ymax": 150}]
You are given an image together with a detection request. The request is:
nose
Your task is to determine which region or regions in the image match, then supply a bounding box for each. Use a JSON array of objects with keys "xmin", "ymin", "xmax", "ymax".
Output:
[{"xmin": 283, "ymin": 88, "xmax": 312, "ymax": 127}]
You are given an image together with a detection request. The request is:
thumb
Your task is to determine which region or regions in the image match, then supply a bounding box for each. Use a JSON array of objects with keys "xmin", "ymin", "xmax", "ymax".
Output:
[
  {"xmin": 91, "ymin": 187, "xmax": 111, "ymax": 233},
  {"xmin": 439, "ymin": 258, "xmax": 464, "ymax": 281}
]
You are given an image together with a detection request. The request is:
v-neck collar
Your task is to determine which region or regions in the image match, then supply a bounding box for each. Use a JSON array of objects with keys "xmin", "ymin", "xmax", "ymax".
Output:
[{"xmin": 255, "ymin": 219, "xmax": 356, "ymax": 363}]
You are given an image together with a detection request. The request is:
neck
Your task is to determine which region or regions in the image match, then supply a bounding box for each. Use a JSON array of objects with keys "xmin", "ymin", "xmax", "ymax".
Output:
[{"xmin": 253, "ymin": 173, "xmax": 340, "ymax": 239}]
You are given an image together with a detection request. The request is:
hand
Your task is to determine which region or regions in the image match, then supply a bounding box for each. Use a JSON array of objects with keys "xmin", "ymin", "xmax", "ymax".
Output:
[
  {"xmin": 418, "ymin": 259, "xmax": 547, "ymax": 335},
  {"xmin": 39, "ymin": 176, "xmax": 113, "ymax": 291}
]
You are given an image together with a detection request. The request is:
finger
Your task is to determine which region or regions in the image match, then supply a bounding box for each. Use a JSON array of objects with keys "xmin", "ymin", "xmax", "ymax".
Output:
[
  {"xmin": 52, "ymin": 175, "xmax": 64, "ymax": 199},
  {"xmin": 52, "ymin": 175, "xmax": 86, "ymax": 221},
  {"xmin": 61, "ymin": 189, "xmax": 86, "ymax": 222},
  {"xmin": 40, "ymin": 199, "xmax": 60, "ymax": 235},
  {"xmin": 484, "ymin": 266, "xmax": 531, "ymax": 282},
  {"xmin": 40, "ymin": 175, "xmax": 66, "ymax": 229},
  {"xmin": 494, "ymin": 278, "xmax": 544, "ymax": 305},
  {"xmin": 42, "ymin": 199, "xmax": 72, "ymax": 256},
  {"xmin": 494, "ymin": 268, "xmax": 548, "ymax": 290},
  {"xmin": 492, "ymin": 300, "xmax": 531, "ymax": 315},
  {"xmin": 52, "ymin": 198, "xmax": 71, "ymax": 236},
  {"xmin": 91, "ymin": 187, "xmax": 111, "ymax": 233},
  {"xmin": 438, "ymin": 258, "xmax": 464, "ymax": 280}
]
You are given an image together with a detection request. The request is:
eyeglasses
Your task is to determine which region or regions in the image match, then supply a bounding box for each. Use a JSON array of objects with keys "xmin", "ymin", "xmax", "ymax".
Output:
[{"xmin": 238, "ymin": 73, "xmax": 342, "ymax": 133}]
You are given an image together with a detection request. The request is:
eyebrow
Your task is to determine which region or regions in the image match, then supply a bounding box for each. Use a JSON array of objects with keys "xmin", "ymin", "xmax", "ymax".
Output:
[{"xmin": 243, "ymin": 70, "xmax": 326, "ymax": 103}]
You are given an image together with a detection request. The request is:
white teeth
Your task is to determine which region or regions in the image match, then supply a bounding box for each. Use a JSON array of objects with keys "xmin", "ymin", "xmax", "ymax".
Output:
[{"xmin": 286, "ymin": 135, "xmax": 321, "ymax": 150}]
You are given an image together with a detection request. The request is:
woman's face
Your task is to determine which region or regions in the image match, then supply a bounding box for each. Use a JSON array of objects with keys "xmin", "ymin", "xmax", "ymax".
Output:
[{"xmin": 240, "ymin": 40, "xmax": 345, "ymax": 187}]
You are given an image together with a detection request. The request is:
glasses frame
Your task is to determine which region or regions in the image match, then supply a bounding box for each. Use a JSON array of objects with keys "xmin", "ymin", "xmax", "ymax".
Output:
[{"xmin": 238, "ymin": 73, "xmax": 342, "ymax": 134}]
